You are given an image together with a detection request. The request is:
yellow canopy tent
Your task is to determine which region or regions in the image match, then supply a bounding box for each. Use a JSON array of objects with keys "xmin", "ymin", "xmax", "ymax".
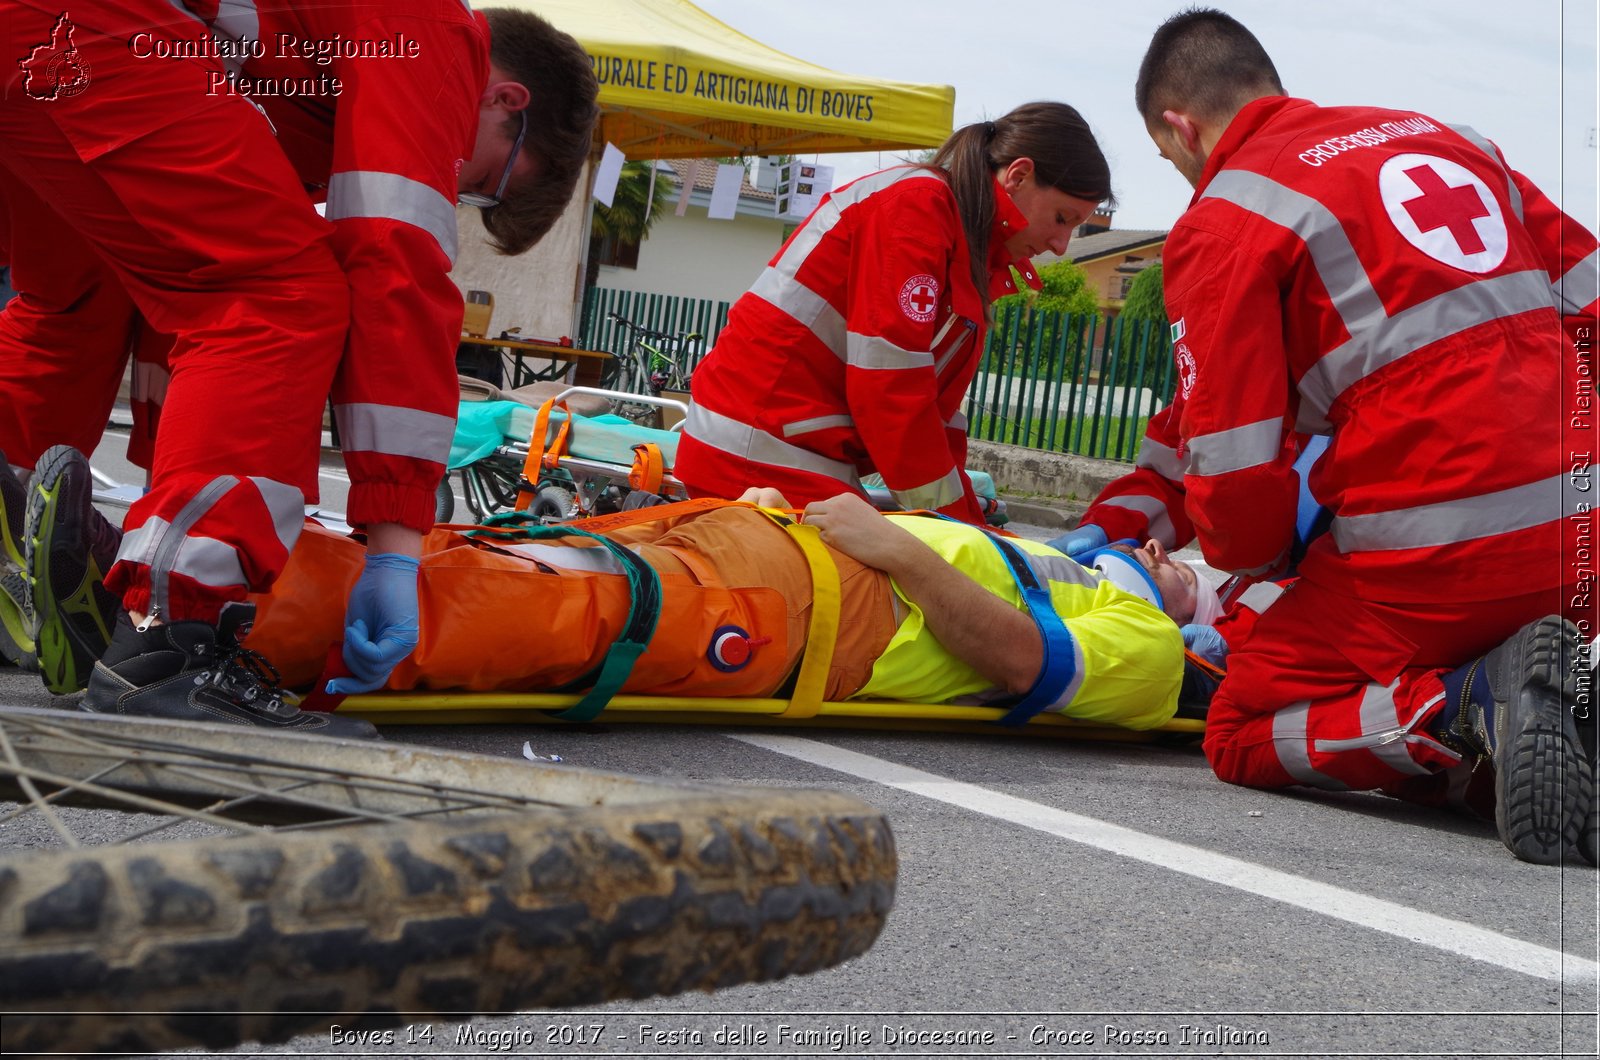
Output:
[{"xmin": 506, "ymin": 0, "xmax": 956, "ymax": 158}]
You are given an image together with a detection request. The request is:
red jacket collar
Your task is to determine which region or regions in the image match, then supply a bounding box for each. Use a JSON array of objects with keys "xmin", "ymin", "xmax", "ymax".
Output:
[
  {"xmin": 1191, "ymin": 96, "xmax": 1315, "ymax": 203},
  {"xmin": 988, "ymin": 176, "xmax": 1043, "ymax": 299}
]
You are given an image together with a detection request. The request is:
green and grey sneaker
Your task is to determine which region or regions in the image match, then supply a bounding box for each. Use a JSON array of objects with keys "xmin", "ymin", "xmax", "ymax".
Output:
[
  {"xmin": 0, "ymin": 450, "xmax": 37, "ymax": 669},
  {"xmin": 25, "ymin": 445, "xmax": 123, "ymax": 693},
  {"xmin": 0, "ymin": 568, "xmax": 36, "ymax": 671}
]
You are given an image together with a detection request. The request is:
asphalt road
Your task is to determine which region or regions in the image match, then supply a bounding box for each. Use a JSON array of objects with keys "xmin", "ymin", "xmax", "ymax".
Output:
[{"xmin": 3, "ymin": 427, "xmax": 1597, "ymax": 1059}]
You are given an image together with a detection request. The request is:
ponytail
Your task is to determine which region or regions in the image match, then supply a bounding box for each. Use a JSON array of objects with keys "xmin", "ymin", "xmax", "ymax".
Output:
[{"xmin": 930, "ymin": 102, "xmax": 1114, "ymax": 305}]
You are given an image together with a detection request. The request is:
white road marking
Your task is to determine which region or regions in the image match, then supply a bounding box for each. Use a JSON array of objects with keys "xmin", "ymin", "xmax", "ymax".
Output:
[{"xmin": 732, "ymin": 733, "xmax": 1599, "ymax": 987}]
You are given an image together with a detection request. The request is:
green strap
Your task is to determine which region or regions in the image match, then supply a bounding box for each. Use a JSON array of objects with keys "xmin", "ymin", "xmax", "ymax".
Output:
[{"xmin": 469, "ymin": 513, "xmax": 661, "ymax": 721}]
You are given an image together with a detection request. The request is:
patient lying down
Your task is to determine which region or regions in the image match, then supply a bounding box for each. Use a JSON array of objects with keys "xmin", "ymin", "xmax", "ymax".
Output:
[{"xmin": 245, "ymin": 492, "xmax": 1198, "ymax": 730}]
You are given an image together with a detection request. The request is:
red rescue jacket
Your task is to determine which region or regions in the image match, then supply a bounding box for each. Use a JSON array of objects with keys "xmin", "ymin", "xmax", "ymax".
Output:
[
  {"xmin": 676, "ymin": 166, "xmax": 1040, "ymax": 523},
  {"xmin": 1083, "ymin": 97, "xmax": 1599, "ymax": 602}
]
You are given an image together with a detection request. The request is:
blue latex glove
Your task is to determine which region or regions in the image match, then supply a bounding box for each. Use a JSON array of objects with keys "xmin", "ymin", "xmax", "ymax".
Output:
[
  {"xmin": 1180, "ymin": 623, "xmax": 1229, "ymax": 668},
  {"xmin": 327, "ymin": 553, "xmax": 422, "ymax": 695},
  {"xmin": 1045, "ymin": 524, "xmax": 1108, "ymax": 563}
]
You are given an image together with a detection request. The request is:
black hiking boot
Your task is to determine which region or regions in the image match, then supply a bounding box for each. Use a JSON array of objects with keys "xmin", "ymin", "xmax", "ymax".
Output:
[
  {"xmin": 24, "ymin": 445, "xmax": 123, "ymax": 693},
  {"xmin": 0, "ymin": 450, "xmax": 37, "ymax": 670},
  {"xmin": 82, "ymin": 602, "xmax": 379, "ymax": 740},
  {"xmin": 1576, "ymin": 639, "xmax": 1598, "ymax": 867},
  {"xmin": 1439, "ymin": 616, "xmax": 1592, "ymax": 863}
]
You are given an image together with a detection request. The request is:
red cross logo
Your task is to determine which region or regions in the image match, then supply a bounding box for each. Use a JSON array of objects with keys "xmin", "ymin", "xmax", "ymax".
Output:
[
  {"xmin": 898, "ymin": 273, "xmax": 940, "ymax": 323},
  {"xmin": 1400, "ymin": 164, "xmax": 1490, "ymax": 255},
  {"xmin": 1378, "ymin": 153, "xmax": 1507, "ymax": 274}
]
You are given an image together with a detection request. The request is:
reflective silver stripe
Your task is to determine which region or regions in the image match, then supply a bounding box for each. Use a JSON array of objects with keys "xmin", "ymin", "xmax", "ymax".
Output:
[
  {"xmin": 211, "ymin": 0, "xmax": 260, "ymax": 47},
  {"xmin": 119, "ymin": 518, "xmax": 247, "ymax": 591},
  {"xmin": 1315, "ymin": 690, "xmax": 1448, "ymax": 776},
  {"xmin": 1186, "ymin": 417, "xmax": 1282, "ymax": 477},
  {"xmin": 1136, "ymin": 438, "xmax": 1184, "ymax": 483},
  {"xmin": 1237, "ymin": 581, "xmax": 1285, "ymax": 614},
  {"xmin": 782, "ymin": 414, "xmax": 854, "ymax": 438},
  {"xmin": 892, "ymin": 467, "xmax": 964, "ymax": 511},
  {"xmin": 122, "ymin": 477, "xmax": 237, "ymax": 618},
  {"xmin": 1448, "ymin": 124, "xmax": 1522, "ymax": 221},
  {"xmin": 686, "ymin": 403, "xmax": 863, "ymax": 488},
  {"xmin": 931, "ymin": 314, "xmax": 972, "ymax": 374},
  {"xmin": 326, "ymin": 171, "xmax": 458, "ymax": 265},
  {"xmin": 748, "ymin": 266, "xmax": 846, "ymax": 356},
  {"xmin": 1098, "ymin": 494, "xmax": 1176, "ymax": 547},
  {"xmin": 1360, "ymin": 683, "xmax": 1433, "ymax": 777},
  {"xmin": 1299, "ymin": 269, "xmax": 1558, "ymax": 426},
  {"xmin": 335, "ymin": 403, "xmax": 455, "ymax": 463},
  {"xmin": 1026, "ymin": 551, "xmax": 1101, "ymax": 590},
  {"xmin": 1202, "ymin": 170, "xmax": 1387, "ymax": 340},
  {"xmin": 1330, "ymin": 472, "xmax": 1565, "ymax": 553},
  {"xmin": 946, "ymin": 409, "xmax": 968, "ymax": 432},
  {"xmin": 1271, "ymin": 701, "xmax": 1349, "ymax": 790},
  {"xmin": 249, "ymin": 477, "xmax": 307, "ymax": 555},
  {"xmin": 1556, "ymin": 249, "xmax": 1599, "ymax": 316},
  {"xmin": 756, "ymin": 168, "xmax": 945, "ymax": 357},
  {"xmin": 847, "ymin": 332, "xmax": 933, "ymax": 371},
  {"xmin": 117, "ymin": 477, "xmax": 305, "ymax": 586}
]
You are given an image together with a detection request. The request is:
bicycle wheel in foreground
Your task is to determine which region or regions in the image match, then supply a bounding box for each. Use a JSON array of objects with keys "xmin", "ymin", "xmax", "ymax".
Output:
[{"xmin": 0, "ymin": 706, "xmax": 896, "ymax": 1055}]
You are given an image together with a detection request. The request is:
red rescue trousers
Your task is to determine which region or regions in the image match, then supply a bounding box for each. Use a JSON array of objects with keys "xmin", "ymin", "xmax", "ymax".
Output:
[
  {"xmin": 1205, "ymin": 579, "xmax": 1569, "ymax": 793},
  {"xmin": 1, "ymin": 2, "xmax": 347, "ymax": 622}
]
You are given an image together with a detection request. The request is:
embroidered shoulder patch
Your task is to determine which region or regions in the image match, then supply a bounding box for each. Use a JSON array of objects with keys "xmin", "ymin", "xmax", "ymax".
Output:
[{"xmin": 898, "ymin": 274, "xmax": 940, "ymax": 323}]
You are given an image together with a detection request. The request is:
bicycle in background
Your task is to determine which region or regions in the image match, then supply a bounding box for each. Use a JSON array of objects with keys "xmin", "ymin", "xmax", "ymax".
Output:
[{"xmin": 604, "ymin": 312, "xmax": 704, "ymax": 420}]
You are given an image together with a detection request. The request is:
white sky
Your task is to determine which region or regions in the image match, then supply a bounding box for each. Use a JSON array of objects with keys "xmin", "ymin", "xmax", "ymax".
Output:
[{"xmin": 692, "ymin": 0, "xmax": 1599, "ymax": 232}]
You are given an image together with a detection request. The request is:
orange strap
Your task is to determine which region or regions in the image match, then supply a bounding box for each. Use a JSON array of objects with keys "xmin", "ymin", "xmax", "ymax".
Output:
[
  {"xmin": 628, "ymin": 443, "xmax": 665, "ymax": 494},
  {"xmin": 515, "ymin": 398, "xmax": 571, "ymax": 509},
  {"xmin": 572, "ymin": 496, "xmax": 784, "ymax": 535}
]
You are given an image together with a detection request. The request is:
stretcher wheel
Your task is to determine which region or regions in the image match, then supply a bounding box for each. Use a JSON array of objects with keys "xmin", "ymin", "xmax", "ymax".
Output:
[
  {"xmin": 530, "ymin": 484, "xmax": 577, "ymax": 522},
  {"xmin": 0, "ymin": 706, "xmax": 896, "ymax": 1054}
]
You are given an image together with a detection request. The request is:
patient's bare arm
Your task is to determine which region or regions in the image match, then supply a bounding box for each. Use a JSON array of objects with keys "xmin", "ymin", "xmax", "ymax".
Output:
[{"xmin": 801, "ymin": 493, "xmax": 1042, "ymax": 695}]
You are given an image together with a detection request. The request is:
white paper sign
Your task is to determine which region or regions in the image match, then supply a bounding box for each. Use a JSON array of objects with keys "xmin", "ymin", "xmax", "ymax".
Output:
[
  {"xmin": 707, "ymin": 163, "xmax": 745, "ymax": 220},
  {"xmin": 776, "ymin": 161, "xmax": 834, "ymax": 220},
  {"xmin": 591, "ymin": 142, "xmax": 626, "ymax": 207}
]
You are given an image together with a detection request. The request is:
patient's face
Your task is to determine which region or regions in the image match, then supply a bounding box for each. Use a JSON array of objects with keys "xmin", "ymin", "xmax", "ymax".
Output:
[{"xmin": 1130, "ymin": 539, "xmax": 1199, "ymax": 624}]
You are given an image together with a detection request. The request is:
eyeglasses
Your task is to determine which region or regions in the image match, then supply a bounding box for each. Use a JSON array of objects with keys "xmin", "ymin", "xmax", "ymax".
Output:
[{"xmin": 458, "ymin": 110, "xmax": 527, "ymax": 210}]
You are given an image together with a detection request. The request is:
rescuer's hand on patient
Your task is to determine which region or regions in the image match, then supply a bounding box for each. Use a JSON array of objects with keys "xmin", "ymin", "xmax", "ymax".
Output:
[
  {"xmin": 1180, "ymin": 623, "xmax": 1229, "ymax": 668},
  {"xmin": 327, "ymin": 553, "xmax": 422, "ymax": 695},
  {"xmin": 1046, "ymin": 524, "xmax": 1108, "ymax": 562},
  {"xmin": 736, "ymin": 486, "xmax": 791, "ymax": 508},
  {"xmin": 802, "ymin": 492, "xmax": 921, "ymax": 573}
]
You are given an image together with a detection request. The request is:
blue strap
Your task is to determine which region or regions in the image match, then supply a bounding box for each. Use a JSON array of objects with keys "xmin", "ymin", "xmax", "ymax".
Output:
[
  {"xmin": 985, "ymin": 535, "xmax": 1080, "ymax": 725},
  {"xmin": 912, "ymin": 513, "xmax": 1079, "ymax": 726}
]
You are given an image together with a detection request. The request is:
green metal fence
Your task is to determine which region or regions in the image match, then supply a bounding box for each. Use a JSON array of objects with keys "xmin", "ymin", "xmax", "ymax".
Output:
[
  {"xmin": 966, "ymin": 303, "xmax": 1173, "ymax": 462},
  {"xmin": 582, "ymin": 287, "xmax": 1171, "ymax": 463}
]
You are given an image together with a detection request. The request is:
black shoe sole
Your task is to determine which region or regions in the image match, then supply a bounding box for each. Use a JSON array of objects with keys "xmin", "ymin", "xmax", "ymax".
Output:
[
  {"xmin": 26, "ymin": 446, "xmax": 120, "ymax": 694},
  {"xmin": 1489, "ymin": 617, "xmax": 1593, "ymax": 864}
]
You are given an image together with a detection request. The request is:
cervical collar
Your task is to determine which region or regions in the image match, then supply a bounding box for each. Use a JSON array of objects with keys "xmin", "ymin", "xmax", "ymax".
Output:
[{"xmin": 1089, "ymin": 549, "xmax": 1164, "ymax": 611}]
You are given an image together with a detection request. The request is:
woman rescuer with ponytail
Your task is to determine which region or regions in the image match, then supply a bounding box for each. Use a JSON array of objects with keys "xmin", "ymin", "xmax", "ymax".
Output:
[{"xmin": 675, "ymin": 102, "xmax": 1113, "ymax": 524}]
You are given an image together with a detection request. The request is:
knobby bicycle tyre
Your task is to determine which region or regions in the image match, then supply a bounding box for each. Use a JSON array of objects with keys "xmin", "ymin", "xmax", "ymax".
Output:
[{"xmin": 0, "ymin": 708, "xmax": 897, "ymax": 1055}]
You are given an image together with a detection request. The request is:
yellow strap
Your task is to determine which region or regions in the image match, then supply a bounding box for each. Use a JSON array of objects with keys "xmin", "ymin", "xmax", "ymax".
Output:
[{"xmin": 775, "ymin": 520, "xmax": 840, "ymax": 719}]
